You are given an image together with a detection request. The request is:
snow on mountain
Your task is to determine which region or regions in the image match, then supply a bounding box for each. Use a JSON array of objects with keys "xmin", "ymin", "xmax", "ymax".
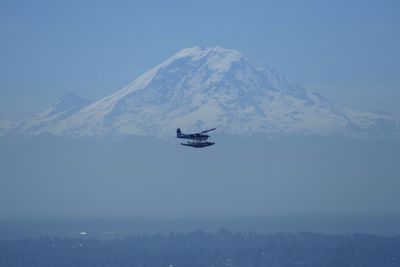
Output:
[
  {"xmin": 0, "ymin": 119, "xmax": 15, "ymax": 137},
  {"xmin": 9, "ymin": 93, "xmax": 91, "ymax": 136},
  {"xmin": 3, "ymin": 46, "xmax": 400, "ymax": 139}
]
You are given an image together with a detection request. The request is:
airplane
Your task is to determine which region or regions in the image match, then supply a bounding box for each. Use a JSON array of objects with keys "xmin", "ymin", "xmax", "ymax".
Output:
[{"xmin": 176, "ymin": 128, "xmax": 216, "ymax": 148}]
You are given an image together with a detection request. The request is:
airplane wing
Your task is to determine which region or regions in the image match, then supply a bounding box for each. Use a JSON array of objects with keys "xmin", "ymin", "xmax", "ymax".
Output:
[{"xmin": 201, "ymin": 128, "xmax": 216, "ymax": 134}]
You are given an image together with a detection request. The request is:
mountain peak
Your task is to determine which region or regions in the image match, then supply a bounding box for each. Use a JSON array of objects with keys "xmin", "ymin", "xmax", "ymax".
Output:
[
  {"xmin": 161, "ymin": 46, "xmax": 244, "ymax": 73},
  {"xmin": 173, "ymin": 46, "xmax": 242, "ymax": 58}
]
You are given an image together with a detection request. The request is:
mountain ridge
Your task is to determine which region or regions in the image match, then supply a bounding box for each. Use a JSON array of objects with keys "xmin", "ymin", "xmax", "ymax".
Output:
[{"xmin": 2, "ymin": 46, "xmax": 399, "ymax": 140}]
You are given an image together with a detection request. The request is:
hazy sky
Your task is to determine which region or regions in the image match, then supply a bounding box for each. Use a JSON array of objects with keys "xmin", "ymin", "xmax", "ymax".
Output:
[{"xmin": 1, "ymin": 0, "xmax": 399, "ymax": 119}]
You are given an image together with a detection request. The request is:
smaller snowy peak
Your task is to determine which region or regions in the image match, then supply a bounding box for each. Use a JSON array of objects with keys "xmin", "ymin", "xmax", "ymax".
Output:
[
  {"xmin": 0, "ymin": 119, "xmax": 13, "ymax": 129},
  {"xmin": 0, "ymin": 119, "xmax": 15, "ymax": 137},
  {"xmin": 57, "ymin": 92, "xmax": 88, "ymax": 103},
  {"xmin": 52, "ymin": 93, "xmax": 91, "ymax": 114},
  {"xmin": 9, "ymin": 93, "xmax": 91, "ymax": 136},
  {"xmin": 29, "ymin": 92, "xmax": 91, "ymax": 121}
]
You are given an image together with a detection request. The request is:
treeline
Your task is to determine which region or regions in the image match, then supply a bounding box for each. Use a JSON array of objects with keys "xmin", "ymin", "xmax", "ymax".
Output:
[{"xmin": 1, "ymin": 231, "xmax": 400, "ymax": 267}]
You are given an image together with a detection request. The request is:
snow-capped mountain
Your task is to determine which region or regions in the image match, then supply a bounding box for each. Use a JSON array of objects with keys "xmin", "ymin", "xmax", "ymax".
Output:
[{"xmin": 4, "ymin": 46, "xmax": 400, "ymax": 139}]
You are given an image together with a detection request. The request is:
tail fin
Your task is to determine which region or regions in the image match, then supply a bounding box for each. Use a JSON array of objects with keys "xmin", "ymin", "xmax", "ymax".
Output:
[{"xmin": 176, "ymin": 128, "xmax": 182, "ymax": 138}]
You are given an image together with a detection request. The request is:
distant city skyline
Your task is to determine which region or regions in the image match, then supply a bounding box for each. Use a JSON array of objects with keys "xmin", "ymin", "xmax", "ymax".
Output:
[{"xmin": 1, "ymin": 0, "xmax": 399, "ymax": 120}]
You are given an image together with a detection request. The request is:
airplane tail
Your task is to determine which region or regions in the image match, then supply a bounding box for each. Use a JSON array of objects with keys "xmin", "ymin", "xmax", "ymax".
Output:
[{"xmin": 176, "ymin": 128, "xmax": 183, "ymax": 138}]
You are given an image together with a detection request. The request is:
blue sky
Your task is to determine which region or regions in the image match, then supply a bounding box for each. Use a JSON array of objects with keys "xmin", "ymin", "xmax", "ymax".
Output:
[{"xmin": 1, "ymin": 0, "xmax": 399, "ymax": 119}]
